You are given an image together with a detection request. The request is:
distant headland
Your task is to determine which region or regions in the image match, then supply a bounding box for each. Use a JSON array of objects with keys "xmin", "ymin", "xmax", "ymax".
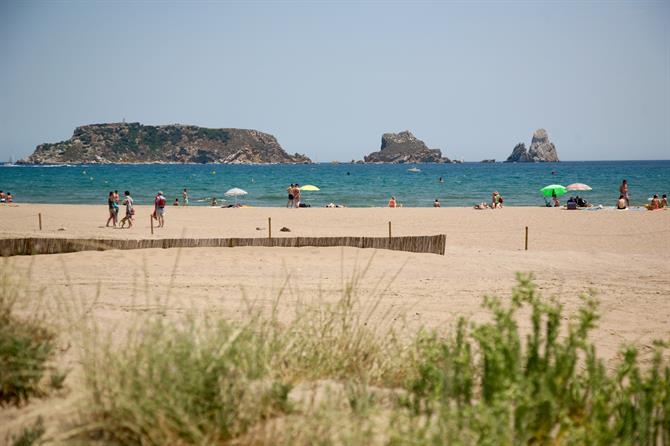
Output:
[{"xmin": 18, "ymin": 123, "xmax": 312, "ymax": 165}]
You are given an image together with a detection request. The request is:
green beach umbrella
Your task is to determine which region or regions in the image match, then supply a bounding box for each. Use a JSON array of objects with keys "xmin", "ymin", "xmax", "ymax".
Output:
[{"xmin": 540, "ymin": 184, "xmax": 567, "ymax": 197}]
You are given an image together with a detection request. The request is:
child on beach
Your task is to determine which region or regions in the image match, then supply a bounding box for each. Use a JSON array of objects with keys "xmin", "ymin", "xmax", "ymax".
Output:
[
  {"xmin": 173, "ymin": 198, "xmax": 179, "ymax": 206},
  {"xmin": 119, "ymin": 191, "xmax": 134, "ymax": 228},
  {"xmin": 433, "ymin": 198, "xmax": 441, "ymax": 207},
  {"xmin": 388, "ymin": 196, "xmax": 397, "ymax": 208}
]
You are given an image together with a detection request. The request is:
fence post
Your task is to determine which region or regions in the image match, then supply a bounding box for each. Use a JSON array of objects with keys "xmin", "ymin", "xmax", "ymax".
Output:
[
  {"xmin": 268, "ymin": 217, "xmax": 272, "ymax": 240},
  {"xmin": 525, "ymin": 226, "xmax": 528, "ymax": 251},
  {"xmin": 38, "ymin": 213, "xmax": 42, "ymax": 231},
  {"xmin": 150, "ymin": 215, "xmax": 154, "ymax": 235},
  {"xmin": 388, "ymin": 221, "xmax": 392, "ymax": 240}
]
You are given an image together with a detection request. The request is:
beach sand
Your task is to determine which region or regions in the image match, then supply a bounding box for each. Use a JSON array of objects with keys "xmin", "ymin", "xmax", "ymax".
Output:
[{"xmin": 1, "ymin": 203, "xmax": 669, "ymax": 437}]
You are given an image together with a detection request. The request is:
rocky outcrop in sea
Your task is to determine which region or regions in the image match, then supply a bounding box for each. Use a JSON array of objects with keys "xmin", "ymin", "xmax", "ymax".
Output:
[
  {"xmin": 505, "ymin": 129, "xmax": 559, "ymax": 162},
  {"xmin": 363, "ymin": 131, "xmax": 452, "ymax": 163},
  {"xmin": 19, "ymin": 123, "xmax": 312, "ymax": 164}
]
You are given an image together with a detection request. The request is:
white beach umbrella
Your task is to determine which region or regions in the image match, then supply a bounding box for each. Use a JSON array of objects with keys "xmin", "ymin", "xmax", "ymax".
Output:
[{"xmin": 224, "ymin": 187, "xmax": 248, "ymax": 205}]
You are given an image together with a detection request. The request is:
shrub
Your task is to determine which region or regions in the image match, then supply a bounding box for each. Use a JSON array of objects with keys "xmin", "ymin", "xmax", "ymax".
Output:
[
  {"xmin": 396, "ymin": 273, "xmax": 670, "ymax": 445},
  {"xmin": 0, "ymin": 274, "xmax": 58, "ymax": 406}
]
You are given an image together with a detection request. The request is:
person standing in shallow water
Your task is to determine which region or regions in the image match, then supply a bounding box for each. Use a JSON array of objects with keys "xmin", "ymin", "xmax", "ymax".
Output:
[
  {"xmin": 182, "ymin": 188, "xmax": 189, "ymax": 206},
  {"xmin": 620, "ymin": 180, "xmax": 629, "ymax": 207}
]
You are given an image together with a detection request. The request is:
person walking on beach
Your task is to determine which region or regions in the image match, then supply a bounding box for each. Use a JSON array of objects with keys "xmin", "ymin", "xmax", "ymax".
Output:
[
  {"xmin": 106, "ymin": 191, "xmax": 118, "ymax": 227},
  {"xmin": 154, "ymin": 191, "xmax": 166, "ymax": 228},
  {"xmin": 119, "ymin": 191, "xmax": 134, "ymax": 228},
  {"xmin": 286, "ymin": 184, "xmax": 294, "ymax": 208},
  {"xmin": 182, "ymin": 188, "xmax": 189, "ymax": 206},
  {"xmin": 113, "ymin": 190, "xmax": 120, "ymax": 222},
  {"xmin": 620, "ymin": 180, "xmax": 629, "ymax": 207}
]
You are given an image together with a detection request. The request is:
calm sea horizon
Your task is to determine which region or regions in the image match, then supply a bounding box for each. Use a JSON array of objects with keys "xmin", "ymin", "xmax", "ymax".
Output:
[{"xmin": 1, "ymin": 160, "xmax": 668, "ymax": 208}]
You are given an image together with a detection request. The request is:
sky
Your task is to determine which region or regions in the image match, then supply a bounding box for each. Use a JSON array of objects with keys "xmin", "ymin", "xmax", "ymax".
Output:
[{"xmin": 1, "ymin": 0, "xmax": 669, "ymax": 162}]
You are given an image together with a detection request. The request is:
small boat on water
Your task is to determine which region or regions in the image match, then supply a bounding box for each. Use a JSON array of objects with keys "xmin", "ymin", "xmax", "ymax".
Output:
[{"xmin": 407, "ymin": 167, "xmax": 421, "ymax": 173}]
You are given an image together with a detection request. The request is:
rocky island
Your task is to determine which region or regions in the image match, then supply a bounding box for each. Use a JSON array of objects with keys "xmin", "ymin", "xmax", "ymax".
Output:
[
  {"xmin": 18, "ymin": 123, "xmax": 312, "ymax": 164},
  {"xmin": 505, "ymin": 128, "xmax": 559, "ymax": 162},
  {"xmin": 363, "ymin": 131, "xmax": 453, "ymax": 163}
]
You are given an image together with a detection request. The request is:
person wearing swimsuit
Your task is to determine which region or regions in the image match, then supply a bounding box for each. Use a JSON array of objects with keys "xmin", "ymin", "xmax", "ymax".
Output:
[
  {"xmin": 286, "ymin": 184, "xmax": 294, "ymax": 208},
  {"xmin": 619, "ymin": 180, "xmax": 629, "ymax": 207},
  {"xmin": 106, "ymin": 191, "xmax": 118, "ymax": 227},
  {"xmin": 293, "ymin": 184, "xmax": 301, "ymax": 208}
]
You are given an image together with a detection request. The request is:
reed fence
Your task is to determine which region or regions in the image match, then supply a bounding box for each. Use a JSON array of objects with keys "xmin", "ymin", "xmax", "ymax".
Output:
[{"xmin": 0, "ymin": 234, "xmax": 446, "ymax": 257}]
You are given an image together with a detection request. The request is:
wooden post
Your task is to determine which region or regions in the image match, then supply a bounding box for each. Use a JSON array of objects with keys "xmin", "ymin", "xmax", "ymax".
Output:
[
  {"xmin": 525, "ymin": 226, "xmax": 528, "ymax": 251},
  {"xmin": 388, "ymin": 221, "xmax": 392, "ymax": 240},
  {"xmin": 38, "ymin": 213, "xmax": 42, "ymax": 231},
  {"xmin": 150, "ymin": 214, "xmax": 154, "ymax": 235},
  {"xmin": 268, "ymin": 217, "xmax": 272, "ymax": 240}
]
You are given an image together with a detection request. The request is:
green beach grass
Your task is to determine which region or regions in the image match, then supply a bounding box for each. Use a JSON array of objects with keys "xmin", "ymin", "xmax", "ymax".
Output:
[{"xmin": 60, "ymin": 272, "xmax": 670, "ymax": 445}]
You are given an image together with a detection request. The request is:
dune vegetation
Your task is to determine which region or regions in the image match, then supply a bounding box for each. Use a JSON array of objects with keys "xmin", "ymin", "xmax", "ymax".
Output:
[{"xmin": 61, "ymin": 273, "xmax": 670, "ymax": 445}]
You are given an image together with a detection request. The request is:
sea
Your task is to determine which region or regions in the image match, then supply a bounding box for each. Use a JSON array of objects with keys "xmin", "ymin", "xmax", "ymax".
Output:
[{"xmin": 1, "ymin": 161, "xmax": 669, "ymax": 208}]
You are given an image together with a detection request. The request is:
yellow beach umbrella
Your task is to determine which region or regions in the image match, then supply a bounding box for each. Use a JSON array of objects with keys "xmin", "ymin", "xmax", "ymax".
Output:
[{"xmin": 300, "ymin": 185, "xmax": 320, "ymax": 191}]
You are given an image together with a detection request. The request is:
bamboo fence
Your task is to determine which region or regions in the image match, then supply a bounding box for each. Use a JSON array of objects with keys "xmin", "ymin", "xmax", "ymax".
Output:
[{"xmin": 0, "ymin": 235, "xmax": 446, "ymax": 257}]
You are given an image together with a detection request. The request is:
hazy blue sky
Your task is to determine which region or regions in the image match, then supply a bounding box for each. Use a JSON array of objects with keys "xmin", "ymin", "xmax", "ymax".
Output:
[{"xmin": 1, "ymin": 0, "xmax": 668, "ymax": 162}]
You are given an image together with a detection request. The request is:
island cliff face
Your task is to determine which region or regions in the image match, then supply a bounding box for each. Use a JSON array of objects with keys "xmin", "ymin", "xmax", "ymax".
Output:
[
  {"xmin": 19, "ymin": 123, "xmax": 312, "ymax": 164},
  {"xmin": 505, "ymin": 129, "xmax": 559, "ymax": 162},
  {"xmin": 363, "ymin": 131, "xmax": 452, "ymax": 163}
]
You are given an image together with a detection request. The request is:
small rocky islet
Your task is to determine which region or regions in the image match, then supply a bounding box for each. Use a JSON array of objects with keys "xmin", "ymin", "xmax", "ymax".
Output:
[
  {"xmin": 363, "ymin": 130, "xmax": 454, "ymax": 164},
  {"xmin": 19, "ymin": 123, "xmax": 559, "ymax": 164},
  {"xmin": 504, "ymin": 128, "xmax": 559, "ymax": 162}
]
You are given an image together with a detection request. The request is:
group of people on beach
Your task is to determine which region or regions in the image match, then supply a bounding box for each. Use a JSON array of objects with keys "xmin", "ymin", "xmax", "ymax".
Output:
[
  {"xmin": 616, "ymin": 179, "xmax": 667, "ymax": 210},
  {"xmin": 286, "ymin": 184, "xmax": 302, "ymax": 208},
  {"xmin": 106, "ymin": 189, "xmax": 191, "ymax": 229},
  {"xmin": 473, "ymin": 191, "xmax": 504, "ymax": 210},
  {"xmin": 0, "ymin": 191, "xmax": 13, "ymax": 203},
  {"xmin": 106, "ymin": 190, "xmax": 135, "ymax": 228}
]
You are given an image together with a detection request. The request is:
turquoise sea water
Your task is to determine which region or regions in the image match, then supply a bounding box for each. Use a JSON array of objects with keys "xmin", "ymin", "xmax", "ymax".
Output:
[{"xmin": 1, "ymin": 161, "xmax": 668, "ymax": 208}]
